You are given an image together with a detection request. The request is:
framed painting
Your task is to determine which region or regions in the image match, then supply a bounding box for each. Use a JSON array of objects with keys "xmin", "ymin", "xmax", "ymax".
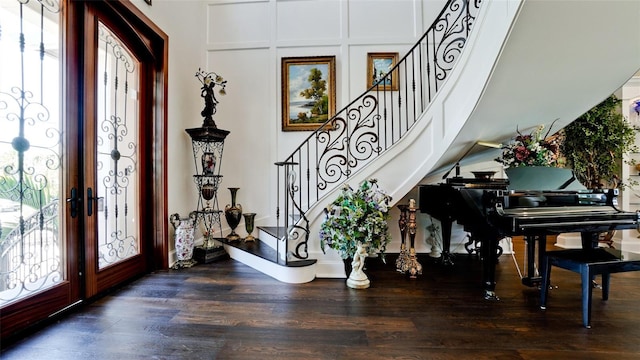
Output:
[
  {"xmin": 367, "ymin": 52, "xmax": 399, "ymax": 91},
  {"xmin": 281, "ymin": 56, "xmax": 336, "ymax": 131}
]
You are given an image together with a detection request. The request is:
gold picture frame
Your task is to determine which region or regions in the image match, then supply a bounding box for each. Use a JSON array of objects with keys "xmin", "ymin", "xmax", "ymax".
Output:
[
  {"xmin": 367, "ymin": 52, "xmax": 399, "ymax": 91},
  {"xmin": 281, "ymin": 56, "xmax": 336, "ymax": 131}
]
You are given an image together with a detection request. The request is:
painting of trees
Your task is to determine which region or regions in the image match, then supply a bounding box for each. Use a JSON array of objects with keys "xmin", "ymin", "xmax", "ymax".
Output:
[
  {"xmin": 299, "ymin": 67, "xmax": 328, "ymax": 116},
  {"xmin": 281, "ymin": 56, "xmax": 336, "ymax": 131}
]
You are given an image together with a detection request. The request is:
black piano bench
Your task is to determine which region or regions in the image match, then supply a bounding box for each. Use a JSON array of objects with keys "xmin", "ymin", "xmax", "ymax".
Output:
[{"xmin": 539, "ymin": 248, "xmax": 640, "ymax": 328}]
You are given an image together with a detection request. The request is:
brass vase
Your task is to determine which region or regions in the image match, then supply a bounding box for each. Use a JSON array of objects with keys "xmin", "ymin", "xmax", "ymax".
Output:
[
  {"xmin": 224, "ymin": 187, "xmax": 242, "ymax": 241},
  {"xmin": 243, "ymin": 213, "xmax": 256, "ymax": 242}
]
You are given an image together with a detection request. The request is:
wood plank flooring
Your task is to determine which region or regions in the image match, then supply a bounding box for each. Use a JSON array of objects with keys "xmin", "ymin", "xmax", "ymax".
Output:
[{"xmin": 3, "ymin": 238, "xmax": 640, "ymax": 359}]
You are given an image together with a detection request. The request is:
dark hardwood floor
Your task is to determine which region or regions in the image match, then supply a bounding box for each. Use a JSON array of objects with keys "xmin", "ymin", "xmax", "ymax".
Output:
[{"xmin": 3, "ymin": 237, "xmax": 640, "ymax": 360}]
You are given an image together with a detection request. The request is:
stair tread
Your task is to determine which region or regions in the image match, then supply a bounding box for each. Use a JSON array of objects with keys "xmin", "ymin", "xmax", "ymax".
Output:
[
  {"xmin": 218, "ymin": 237, "xmax": 316, "ymax": 267},
  {"xmin": 258, "ymin": 226, "xmax": 286, "ymax": 239}
]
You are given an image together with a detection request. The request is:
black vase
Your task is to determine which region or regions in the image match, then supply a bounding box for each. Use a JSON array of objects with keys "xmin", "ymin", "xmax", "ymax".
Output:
[
  {"xmin": 224, "ymin": 187, "xmax": 242, "ymax": 241},
  {"xmin": 343, "ymin": 258, "xmax": 352, "ymax": 277}
]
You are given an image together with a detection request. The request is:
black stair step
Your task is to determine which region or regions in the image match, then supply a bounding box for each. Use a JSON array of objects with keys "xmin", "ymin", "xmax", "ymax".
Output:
[
  {"xmin": 258, "ymin": 226, "xmax": 286, "ymax": 240},
  {"xmin": 218, "ymin": 237, "xmax": 316, "ymax": 267}
]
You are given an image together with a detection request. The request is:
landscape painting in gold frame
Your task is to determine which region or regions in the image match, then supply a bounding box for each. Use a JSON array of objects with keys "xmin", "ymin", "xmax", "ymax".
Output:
[
  {"xmin": 281, "ymin": 56, "xmax": 336, "ymax": 131},
  {"xmin": 367, "ymin": 52, "xmax": 399, "ymax": 91}
]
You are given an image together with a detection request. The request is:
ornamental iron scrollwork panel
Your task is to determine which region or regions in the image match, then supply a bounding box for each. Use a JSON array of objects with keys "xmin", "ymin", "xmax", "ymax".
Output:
[
  {"xmin": 316, "ymin": 94, "xmax": 381, "ymax": 191},
  {"xmin": 432, "ymin": 0, "xmax": 477, "ymax": 91},
  {"xmin": 0, "ymin": 0, "xmax": 62, "ymax": 305}
]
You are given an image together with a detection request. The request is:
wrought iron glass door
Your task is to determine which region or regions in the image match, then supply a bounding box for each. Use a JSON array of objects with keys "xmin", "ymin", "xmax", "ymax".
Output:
[
  {"xmin": 1, "ymin": 0, "xmax": 168, "ymax": 339},
  {"xmin": 0, "ymin": 0, "xmax": 65, "ymax": 308},
  {"xmin": 95, "ymin": 22, "xmax": 141, "ymax": 270},
  {"xmin": 82, "ymin": 3, "xmax": 154, "ymax": 298},
  {"xmin": 0, "ymin": 0, "xmax": 83, "ymax": 340}
]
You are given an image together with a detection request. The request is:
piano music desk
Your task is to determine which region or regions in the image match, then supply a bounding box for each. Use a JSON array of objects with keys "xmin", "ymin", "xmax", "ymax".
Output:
[{"xmin": 540, "ymin": 247, "xmax": 640, "ymax": 328}]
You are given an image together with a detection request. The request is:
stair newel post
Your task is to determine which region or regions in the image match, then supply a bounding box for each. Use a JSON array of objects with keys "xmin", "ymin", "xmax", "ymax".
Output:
[
  {"xmin": 275, "ymin": 162, "xmax": 281, "ymax": 234},
  {"xmin": 286, "ymin": 162, "xmax": 300, "ymax": 265},
  {"xmin": 275, "ymin": 161, "xmax": 298, "ymax": 265}
]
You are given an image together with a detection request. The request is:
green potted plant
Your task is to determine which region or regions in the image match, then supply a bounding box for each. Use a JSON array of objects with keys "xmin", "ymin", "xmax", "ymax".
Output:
[
  {"xmin": 561, "ymin": 95, "xmax": 638, "ymax": 189},
  {"xmin": 319, "ymin": 178, "xmax": 392, "ymax": 287},
  {"xmin": 559, "ymin": 95, "xmax": 639, "ymax": 248}
]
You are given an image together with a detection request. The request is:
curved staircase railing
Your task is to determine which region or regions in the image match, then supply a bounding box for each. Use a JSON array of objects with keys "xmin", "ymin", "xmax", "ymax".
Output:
[{"xmin": 275, "ymin": 0, "xmax": 483, "ymax": 262}]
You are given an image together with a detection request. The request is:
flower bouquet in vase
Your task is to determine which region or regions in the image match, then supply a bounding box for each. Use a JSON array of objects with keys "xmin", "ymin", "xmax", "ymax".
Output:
[{"xmin": 319, "ymin": 178, "xmax": 392, "ymax": 289}]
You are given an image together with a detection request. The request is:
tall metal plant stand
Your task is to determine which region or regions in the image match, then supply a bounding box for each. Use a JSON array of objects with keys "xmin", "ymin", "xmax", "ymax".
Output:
[{"xmin": 186, "ymin": 126, "xmax": 230, "ymax": 263}]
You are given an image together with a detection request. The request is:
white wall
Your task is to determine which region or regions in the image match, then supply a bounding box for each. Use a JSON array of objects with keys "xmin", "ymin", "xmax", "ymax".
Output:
[
  {"xmin": 131, "ymin": 0, "xmax": 449, "ymax": 260},
  {"xmin": 620, "ymin": 76, "xmax": 640, "ymax": 253},
  {"xmin": 129, "ymin": 0, "xmax": 208, "ymax": 258}
]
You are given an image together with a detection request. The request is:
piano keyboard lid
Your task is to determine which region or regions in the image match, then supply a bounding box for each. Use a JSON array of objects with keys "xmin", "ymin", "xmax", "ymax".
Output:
[{"xmin": 500, "ymin": 205, "xmax": 623, "ymax": 218}]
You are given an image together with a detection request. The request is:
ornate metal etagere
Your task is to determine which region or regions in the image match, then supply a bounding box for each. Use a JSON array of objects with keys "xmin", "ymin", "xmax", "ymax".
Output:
[{"xmin": 186, "ymin": 126, "xmax": 230, "ymax": 262}]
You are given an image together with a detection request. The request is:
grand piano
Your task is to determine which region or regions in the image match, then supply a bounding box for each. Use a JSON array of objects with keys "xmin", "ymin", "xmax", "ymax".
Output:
[{"xmin": 419, "ymin": 169, "xmax": 640, "ymax": 300}]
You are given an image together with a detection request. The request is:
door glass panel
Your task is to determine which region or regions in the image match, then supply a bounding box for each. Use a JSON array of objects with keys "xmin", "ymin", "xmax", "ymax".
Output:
[
  {"xmin": 0, "ymin": 0, "xmax": 63, "ymax": 305},
  {"xmin": 96, "ymin": 22, "xmax": 140, "ymax": 269}
]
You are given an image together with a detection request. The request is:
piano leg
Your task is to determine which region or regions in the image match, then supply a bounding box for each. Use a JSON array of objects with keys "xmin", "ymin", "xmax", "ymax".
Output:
[
  {"xmin": 581, "ymin": 231, "xmax": 599, "ymax": 249},
  {"xmin": 521, "ymin": 235, "xmax": 546, "ymax": 287},
  {"xmin": 481, "ymin": 235, "xmax": 500, "ymax": 301},
  {"xmin": 440, "ymin": 218, "xmax": 455, "ymax": 266}
]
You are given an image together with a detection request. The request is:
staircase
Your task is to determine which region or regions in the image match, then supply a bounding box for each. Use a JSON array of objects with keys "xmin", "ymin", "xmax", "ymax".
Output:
[{"xmin": 221, "ymin": 0, "xmax": 640, "ymax": 283}]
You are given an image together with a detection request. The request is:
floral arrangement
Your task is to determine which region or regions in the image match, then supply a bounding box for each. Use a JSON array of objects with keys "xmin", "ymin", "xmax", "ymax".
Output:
[
  {"xmin": 495, "ymin": 124, "xmax": 560, "ymax": 168},
  {"xmin": 319, "ymin": 179, "xmax": 392, "ymax": 260}
]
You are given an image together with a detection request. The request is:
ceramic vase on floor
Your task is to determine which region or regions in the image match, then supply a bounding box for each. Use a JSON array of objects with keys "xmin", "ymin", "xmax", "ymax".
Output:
[
  {"xmin": 224, "ymin": 187, "xmax": 242, "ymax": 241},
  {"xmin": 170, "ymin": 212, "xmax": 198, "ymax": 269}
]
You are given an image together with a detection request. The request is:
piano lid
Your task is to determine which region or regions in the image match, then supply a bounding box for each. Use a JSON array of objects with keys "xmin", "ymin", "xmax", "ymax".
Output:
[{"xmin": 506, "ymin": 167, "xmax": 586, "ymax": 191}]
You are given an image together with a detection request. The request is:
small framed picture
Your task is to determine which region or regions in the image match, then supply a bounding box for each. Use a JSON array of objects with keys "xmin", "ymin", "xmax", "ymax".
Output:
[
  {"xmin": 201, "ymin": 152, "xmax": 216, "ymax": 175},
  {"xmin": 281, "ymin": 56, "xmax": 336, "ymax": 131},
  {"xmin": 367, "ymin": 52, "xmax": 399, "ymax": 91}
]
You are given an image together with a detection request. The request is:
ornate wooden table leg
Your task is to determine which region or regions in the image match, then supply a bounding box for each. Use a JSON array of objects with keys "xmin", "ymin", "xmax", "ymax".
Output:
[{"xmin": 407, "ymin": 199, "xmax": 422, "ymax": 278}]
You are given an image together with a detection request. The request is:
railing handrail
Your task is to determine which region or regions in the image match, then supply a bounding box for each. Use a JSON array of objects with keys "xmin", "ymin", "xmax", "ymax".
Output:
[
  {"xmin": 1, "ymin": 199, "xmax": 59, "ymax": 257},
  {"xmin": 275, "ymin": 0, "xmax": 483, "ymax": 262}
]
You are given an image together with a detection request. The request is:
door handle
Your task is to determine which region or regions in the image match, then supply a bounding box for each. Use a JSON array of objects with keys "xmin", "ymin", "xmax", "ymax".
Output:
[
  {"xmin": 87, "ymin": 187, "xmax": 94, "ymax": 217},
  {"xmin": 66, "ymin": 187, "xmax": 80, "ymax": 218},
  {"xmin": 86, "ymin": 188, "xmax": 104, "ymax": 217}
]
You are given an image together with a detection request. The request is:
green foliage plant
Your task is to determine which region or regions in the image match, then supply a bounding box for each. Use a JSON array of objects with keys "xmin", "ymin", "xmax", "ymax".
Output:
[
  {"xmin": 319, "ymin": 179, "xmax": 392, "ymax": 260},
  {"xmin": 561, "ymin": 95, "xmax": 639, "ymax": 189},
  {"xmin": 0, "ymin": 174, "xmax": 51, "ymax": 209}
]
